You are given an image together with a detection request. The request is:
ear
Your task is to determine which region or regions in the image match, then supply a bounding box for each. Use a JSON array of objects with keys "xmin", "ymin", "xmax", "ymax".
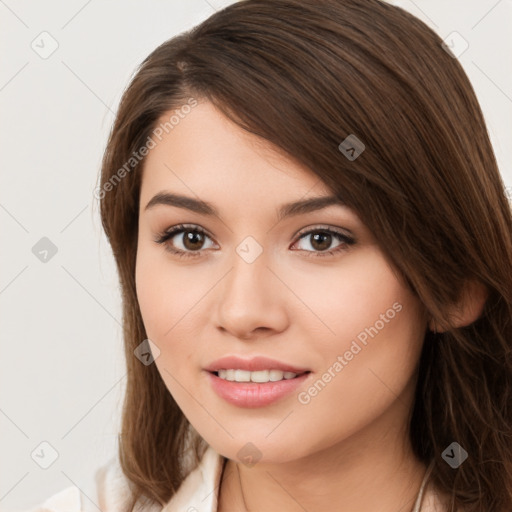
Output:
[{"xmin": 428, "ymin": 279, "xmax": 489, "ymax": 333}]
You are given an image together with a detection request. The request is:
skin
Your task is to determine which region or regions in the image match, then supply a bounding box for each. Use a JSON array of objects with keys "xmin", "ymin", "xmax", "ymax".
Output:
[{"xmin": 135, "ymin": 99, "xmax": 432, "ymax": 511}]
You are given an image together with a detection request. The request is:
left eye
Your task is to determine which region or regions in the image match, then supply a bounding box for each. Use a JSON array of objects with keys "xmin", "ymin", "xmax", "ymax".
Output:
[{"xmin": 293, "ymin": 229, "xmax": 353, "ymax": 254}]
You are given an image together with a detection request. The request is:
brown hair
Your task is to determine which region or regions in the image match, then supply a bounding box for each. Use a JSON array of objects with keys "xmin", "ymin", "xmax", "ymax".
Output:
[{"xmin": 98, "ymin": 0, "xmax": 512, "ymax": 510}]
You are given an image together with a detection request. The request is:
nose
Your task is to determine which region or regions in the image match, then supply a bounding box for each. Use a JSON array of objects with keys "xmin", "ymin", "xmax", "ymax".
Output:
[{"xmin": 214, "ymin": 247, "xmax": 289, "ymax": 340}]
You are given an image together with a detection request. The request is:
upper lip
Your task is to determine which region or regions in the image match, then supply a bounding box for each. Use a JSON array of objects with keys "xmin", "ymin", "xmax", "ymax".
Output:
[{"xmin": 204, "ymin": 356, "xmax": 310, "ymax": 374}]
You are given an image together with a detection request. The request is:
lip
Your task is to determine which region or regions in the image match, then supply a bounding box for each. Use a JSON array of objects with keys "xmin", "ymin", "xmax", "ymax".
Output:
[
  {"xmin": 206, "ymin": 371, "xmax": 311, "ymax": 408},
  {"xmin": 204, "ymin": 355, "xmax": 310, "ymax": 374}
]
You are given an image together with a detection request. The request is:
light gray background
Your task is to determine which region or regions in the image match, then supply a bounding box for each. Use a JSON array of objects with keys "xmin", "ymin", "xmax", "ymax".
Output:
[{"xmin": 1, "ymin": 1, "xmax": 510, "ymax": 510}]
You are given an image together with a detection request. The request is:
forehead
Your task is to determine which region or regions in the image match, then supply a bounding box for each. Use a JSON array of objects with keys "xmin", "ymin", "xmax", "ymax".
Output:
[{"xmin": 139, "ymin": 100, "xmax": 332, "ymax": 209}]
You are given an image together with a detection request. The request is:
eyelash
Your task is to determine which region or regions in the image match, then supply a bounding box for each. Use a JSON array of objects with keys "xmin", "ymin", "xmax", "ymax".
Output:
[{"xmin": 154, "ymin": 223, "xmax": 356, "ymax": 259}]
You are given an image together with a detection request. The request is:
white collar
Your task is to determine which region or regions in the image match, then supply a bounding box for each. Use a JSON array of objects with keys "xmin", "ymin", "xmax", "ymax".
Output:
[{"xmin": 162, "ymin": 445, "xmax": 225, "ymax": 512}]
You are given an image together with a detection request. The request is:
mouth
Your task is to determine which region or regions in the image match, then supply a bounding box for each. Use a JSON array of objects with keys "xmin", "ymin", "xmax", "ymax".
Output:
[
  {"xmin": 205, "ymin": 370, "xmax": 312, "ymax": 408},
  {"xmin": 204, "ymin": 355, "xmax": 310, "ymax": 375}
]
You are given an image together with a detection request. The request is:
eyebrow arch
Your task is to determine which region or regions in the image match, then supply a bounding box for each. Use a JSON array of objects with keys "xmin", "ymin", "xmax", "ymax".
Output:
[{"xmin": 144, "ymin": 192, "xmax": 345, "ymax": 221}]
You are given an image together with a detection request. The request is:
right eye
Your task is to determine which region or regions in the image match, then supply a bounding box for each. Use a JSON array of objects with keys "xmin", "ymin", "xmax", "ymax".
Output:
[{"xmin": 154, "ymin": 224, "xmax": 217, "ymax": 258}]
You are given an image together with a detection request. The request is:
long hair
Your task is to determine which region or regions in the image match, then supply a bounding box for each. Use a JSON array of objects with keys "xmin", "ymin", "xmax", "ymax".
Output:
[{"xmin": 98, "ymin": 1, "xmax": 512, "ymax": 510}]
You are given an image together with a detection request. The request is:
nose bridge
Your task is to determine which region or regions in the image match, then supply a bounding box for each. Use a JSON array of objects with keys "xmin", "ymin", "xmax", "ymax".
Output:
[
  {"xmin": 224, "ymin": 237, "xmax": 272, "ymax": 305},
  {"xmin": 215, "ymin": 236, "xmax": 287, "ymax": 337}
]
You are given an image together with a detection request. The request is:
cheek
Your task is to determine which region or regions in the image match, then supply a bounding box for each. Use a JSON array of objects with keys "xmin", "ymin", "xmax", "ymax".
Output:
[
  {"xmin": 281, "ymin": 246, "xmax": 420, "ymax": 345},
  {"xmin": 135, "ymin": 251, "xmax": 197, "ymax": 398},
  {"xmin": 135, "ymin": 252, "xmax": 166, "ymax": 340},
  {"xmin": 291, "ymin": 250, "xmax": 426, "ymax": 443},
  {"xmin": 135, "ymin": 246, "xmax": 206, "ymax": 342},
  {"xmin": 135, "ymin": 244, "xmax": 216, "ymax": 401}
]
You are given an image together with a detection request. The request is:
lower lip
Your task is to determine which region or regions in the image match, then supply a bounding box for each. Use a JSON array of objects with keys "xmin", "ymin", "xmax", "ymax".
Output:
[{"xmin": 206, "ymin": 371, "xmax": 310, "ymax": 408}]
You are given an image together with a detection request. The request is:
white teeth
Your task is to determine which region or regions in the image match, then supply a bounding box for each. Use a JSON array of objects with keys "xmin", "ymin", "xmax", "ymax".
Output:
[
  {"xmin": 216, "ymin": 369, "xmax": 299, "ymax": 383},
  {"xmin": 234, "ymin": 369, "xmax": 251, "ymax": 382}
]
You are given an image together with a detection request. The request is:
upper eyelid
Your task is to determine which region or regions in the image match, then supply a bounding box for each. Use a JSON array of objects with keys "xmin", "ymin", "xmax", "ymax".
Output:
[{"xmin": 295, "ymin": 224, "xmax": 353, "ymax": 238}]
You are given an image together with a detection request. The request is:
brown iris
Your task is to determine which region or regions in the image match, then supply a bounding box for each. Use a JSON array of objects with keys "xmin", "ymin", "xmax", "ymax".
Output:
[
  {"xmin": 183, "ymin": 230, "xmax": 205, "ymax": 251},
  {"xmin": 309, "ymin": 232, "xmax": 332, "ymax": 251}
]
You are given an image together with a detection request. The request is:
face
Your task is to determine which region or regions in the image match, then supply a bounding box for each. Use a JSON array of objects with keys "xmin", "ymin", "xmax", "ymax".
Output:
[{"xmin": 135, "ymin": 99, "xmax": 428, "ymax": 464}]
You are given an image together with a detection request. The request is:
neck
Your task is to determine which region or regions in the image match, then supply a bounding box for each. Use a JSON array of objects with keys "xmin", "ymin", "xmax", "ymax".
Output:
[{"xmin": 217, "ymin": 392, "xmax": 427, "ymax": 512}]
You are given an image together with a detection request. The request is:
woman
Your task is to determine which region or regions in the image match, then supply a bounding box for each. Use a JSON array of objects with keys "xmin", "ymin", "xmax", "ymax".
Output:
[{"xmin": 29, "ymin": 0, "xmax": 512, "ymax": 511}]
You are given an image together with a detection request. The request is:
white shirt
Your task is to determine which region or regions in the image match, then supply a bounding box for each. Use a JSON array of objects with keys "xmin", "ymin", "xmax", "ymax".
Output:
[{"xmin": 26, "ymin": 446, "xmax": 448, "ymax": 511}]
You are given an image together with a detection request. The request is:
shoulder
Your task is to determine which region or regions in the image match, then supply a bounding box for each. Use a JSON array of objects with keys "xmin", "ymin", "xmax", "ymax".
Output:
[{"xmin": 25, "ymin": 457, "xmax": 152, "ymax": 512}]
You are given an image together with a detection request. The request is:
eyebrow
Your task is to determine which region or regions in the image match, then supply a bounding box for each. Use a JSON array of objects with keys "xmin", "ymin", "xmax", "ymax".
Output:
[{"xmin": 144, "ymin": 192, "xmax": 345, "ymax": 221}]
